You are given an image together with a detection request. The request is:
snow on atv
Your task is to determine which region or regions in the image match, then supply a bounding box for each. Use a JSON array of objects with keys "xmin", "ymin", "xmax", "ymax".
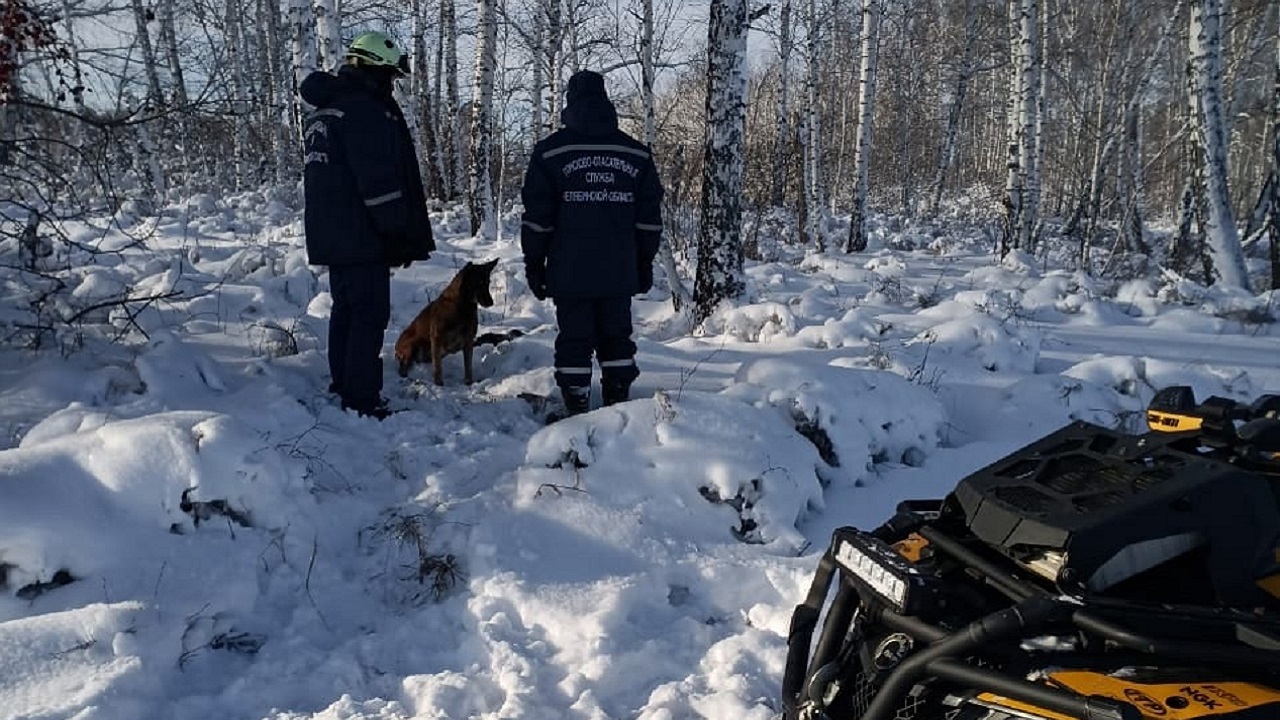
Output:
[{"xmin": 781, "ymin": 386, "xmax": 1280, "ymax": 720}]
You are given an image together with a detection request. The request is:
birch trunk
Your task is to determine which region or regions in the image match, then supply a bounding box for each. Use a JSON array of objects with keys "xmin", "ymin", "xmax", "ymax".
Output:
[
  {"xmin": 468, "ymin": 0, "xmax": 498, "ymax": 238},
  {"xmin": 1002, "ymin": 0, "xmax": 1023, "ymax": 257},
  {"xmin": 253, "ymin": 0, "xmax": 277, "ymax": 183},
  {"xmin": 693, "ymin": 0, "xmax": 749, "ymax": 324},
  {"xmin": 772, "ymin": 0, "xmax": 792, "ymax": 207},
  {"xmin": 1268, "ymin": 23, "xmax": 1279, "ymax": 289},
  {"xmin": 1189, "ymin": 0, "xmax": 1250, "ymax": 290},
  {"xmin": 58, "ymin": 0, "xmax": 86, "ymax": 113},
  {"xmin": 134, "ymin": 115, "xmax": 165, "ymax": 205},
  {"xmin": 313, "ymin": 0, "xmax": 341, "ymax": 70},
  {"xmin": 1032, "ymin": 0, "xmax": 1046, "ymax": 238},
  {"xmin": 530, "ymin": 11, "xmax": 545, "ymax": 139},
  {"xmin": 845, "ymin": 0, "xmax": 879, "ymax": 253},
  {"xmin": 1019, "ymin": 0, "xmax": 1042, "ymax": 251},
  {"xmin": 1002, "ymin": 0, "xmax": 1040, "ymax": 255},
  {"xmin": 410, "ymin": 0, "xmax": 444, "ymax": 198},
  {"xmin": 443, "ymin": 0, "xmax": 464, "ymax": 199},
  {"xmin": 290, "ymin": 0, "xmax": 318, "ymax": 103},
  {"xmin": 128, "ymin": 0, "xmax": 164, "ymax": 107},
  {"xmin": 640, "ymin": 0, "xmax": 656, "ymax": 148},
  {"xmin": 226, "ymin": 0, "xmax": 249, "ymax": 189},
  {"xmin": 541, "ymin": 0, "xmax": 564, "ymax": 126},
  {"xmin": 157, "ymin": 0, "xmax": 187, "ymax": 107},
  {"xmin": 432, "ymin": 10, "xmax": 449, "ymax": 191},
  {"xmin": 800, "ymin": 0, "xmax": 822, "ymax": 251}
]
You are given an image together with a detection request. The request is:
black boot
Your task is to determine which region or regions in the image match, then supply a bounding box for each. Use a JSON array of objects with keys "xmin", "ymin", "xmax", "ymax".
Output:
[
  {"xmin": 602, "ymin": 379, "xmax": 631, "ymax": 406},
  {"xmin": 562, "ymin": 385, "xmax": 591, "ymax": 415},
  {"xmin": 546, "ymin": 385, "xmax": 591, "ymax": 424}
]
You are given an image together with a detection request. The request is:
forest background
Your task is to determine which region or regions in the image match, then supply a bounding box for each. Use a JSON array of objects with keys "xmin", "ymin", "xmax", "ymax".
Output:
[{"xmin": 1, "ymin": 0, "xmax": 1278, "ymax": 332}]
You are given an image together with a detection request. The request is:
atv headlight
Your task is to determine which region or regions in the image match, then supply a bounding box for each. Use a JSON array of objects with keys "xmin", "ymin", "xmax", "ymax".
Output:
[{"xmin": 831, "ymin": 528, "xmax": 937, "ymax": 614}]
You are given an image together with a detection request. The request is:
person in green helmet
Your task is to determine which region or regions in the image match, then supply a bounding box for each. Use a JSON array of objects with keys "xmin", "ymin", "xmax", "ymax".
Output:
[{"xmin": 299, "ymin": 31, "xmax": 435, "ymax": 420}]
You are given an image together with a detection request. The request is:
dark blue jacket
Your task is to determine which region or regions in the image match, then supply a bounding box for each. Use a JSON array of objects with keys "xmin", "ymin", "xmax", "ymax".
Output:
[
  {"xmin": 520, "ymin": 93, "xmax": 663, "ymax": 298},
  {"xmin": 300, "ymin": 66, "xmax": 435, "ymax": 267}
]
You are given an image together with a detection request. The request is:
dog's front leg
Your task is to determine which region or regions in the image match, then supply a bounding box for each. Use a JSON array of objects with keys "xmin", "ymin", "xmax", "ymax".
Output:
[
  {"xmin": 431, "ymin": 339, "xmax": 445, "ymax": 386},
  {"xmin": 463, "ymin": 341, "xmax": 474, "ymax": 385}
]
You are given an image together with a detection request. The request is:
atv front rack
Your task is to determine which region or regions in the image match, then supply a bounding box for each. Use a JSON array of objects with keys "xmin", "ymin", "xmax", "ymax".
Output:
[{"xmin": 782, "ymin": 519, "xmax": 1280, "ymax": 720}]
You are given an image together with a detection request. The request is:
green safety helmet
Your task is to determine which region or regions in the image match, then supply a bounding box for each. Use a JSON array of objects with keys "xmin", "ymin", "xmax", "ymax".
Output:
[{"xmin": 345, "ymin": 31, "xmax": 410, "ymax": 76}]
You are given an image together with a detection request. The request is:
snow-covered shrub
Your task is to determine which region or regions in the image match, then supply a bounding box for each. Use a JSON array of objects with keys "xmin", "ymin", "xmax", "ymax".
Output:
[{"xmin": 726, "ymin": 359, "xmax": 947, "ymax": 477}]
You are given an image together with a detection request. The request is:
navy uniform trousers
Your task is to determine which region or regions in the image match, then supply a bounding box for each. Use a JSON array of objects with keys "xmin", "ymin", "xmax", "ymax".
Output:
[
  {"xmin": 552, "ymin": 296, "xmax": 640, "ymax": 395},
  {"xmin": 328, "ymin": 264, "xmax": 391, "ymax": 411}
]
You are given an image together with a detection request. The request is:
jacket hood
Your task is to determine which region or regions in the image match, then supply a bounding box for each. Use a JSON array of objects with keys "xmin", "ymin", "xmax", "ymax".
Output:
[
  {"xmin": 299, "ymin": 70, "xmax": 342, "ymax": 106},
  {"xmin": 300, "ymin": 66, "xmax": 391, "ymax": 107},
  {"xmin": 560, "ymin": 95, "xmax": 618, "ymax": 136}
]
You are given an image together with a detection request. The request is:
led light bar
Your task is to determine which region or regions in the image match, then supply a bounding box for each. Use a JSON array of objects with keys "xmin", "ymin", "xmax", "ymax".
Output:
[{"xmin": 830, "ymin": 528, "xmax": 939, "ymax": 614}]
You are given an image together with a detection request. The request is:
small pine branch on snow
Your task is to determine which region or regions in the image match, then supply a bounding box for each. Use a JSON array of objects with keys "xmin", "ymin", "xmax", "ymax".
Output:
[{"xmin": 359, "ymin": 506, "xmax": 465, "ymax": 606}]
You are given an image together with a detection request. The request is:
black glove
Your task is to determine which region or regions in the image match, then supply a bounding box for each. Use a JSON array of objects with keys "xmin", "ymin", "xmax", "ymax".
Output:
[
  {"xmin": 637, "ymin": 259, "xmax": 653, "ymax": 294},
  {"xmin": 526, "ymin": 262, "xmax": 547, "ymax": 301}
]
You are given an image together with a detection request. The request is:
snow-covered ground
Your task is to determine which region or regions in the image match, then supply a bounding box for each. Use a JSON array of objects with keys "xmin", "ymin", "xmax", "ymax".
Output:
[{"xmin": 1, "ymin": 194, "xmax": 1277, "ymax": 720}]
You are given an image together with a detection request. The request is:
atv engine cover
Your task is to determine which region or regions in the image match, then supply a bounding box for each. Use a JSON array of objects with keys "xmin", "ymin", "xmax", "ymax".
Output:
[{"xmin": 948, "ymin": 421, "xmax": 1280, "ymax": 606}]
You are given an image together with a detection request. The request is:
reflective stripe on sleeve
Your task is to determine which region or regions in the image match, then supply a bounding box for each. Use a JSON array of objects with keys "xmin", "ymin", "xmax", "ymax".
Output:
[
  {"xmin": 523, "ymin": 220, "xmax": 555, "ymax": 233},
  {"xmin": 364, "ymin": 190, "xmax": 403, "ymax": 207},
  {"xmin": 636, "ymin": 223, "xmax": 662, "ymax": 231}
]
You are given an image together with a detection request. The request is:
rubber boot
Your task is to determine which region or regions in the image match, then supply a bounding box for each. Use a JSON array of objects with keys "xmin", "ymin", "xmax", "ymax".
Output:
[
  {"xmin": 561, "ymin": 385, "xmax": 591, "ymax": 416},
  {"xmin": 602, "ymin": 379, "xmax": 631, "ymax": 406}
]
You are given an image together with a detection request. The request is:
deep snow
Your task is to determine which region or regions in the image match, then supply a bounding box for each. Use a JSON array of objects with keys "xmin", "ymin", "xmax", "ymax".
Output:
[{"xmin": 1, "ymin": 193, "xmax": 1277, "ymax": 720}]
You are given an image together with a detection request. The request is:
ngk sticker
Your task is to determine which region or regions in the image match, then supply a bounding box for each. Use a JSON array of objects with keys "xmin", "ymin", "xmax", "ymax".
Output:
[{"xmin": 1179, "ymin": 686, "xmax": 1223, "ymax": 710}]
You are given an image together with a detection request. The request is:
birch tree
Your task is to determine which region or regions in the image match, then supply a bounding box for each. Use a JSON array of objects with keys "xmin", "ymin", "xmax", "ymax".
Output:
[
  {"xmin": 442, "ymin": 0, "xmax": 464, "ymax": 198},
  {"xmin": 314, "ymin": 0, "xmax": 342, "ymax": 70},
  {"xmin": 1188, "ymin": 0, "xmax": 1249, "ymax": 290},
  {"xmin": 1002, "ymin": 0, "xmax": 1042, "ymax": 255},
  {"xmin": 256, "ymin": 0, "xmax": 288, "ymax": 183},
  {"xmin": 771, "ymin": 0, "xmax": 793, "ymax": 207},
  {"xmin": 226, "ymin": 0, "xmax": 250, "ymax": 190},
  {"xmin": 844, "ymin": 0, "xmax": 880, "ymax": 253},
  {"xmin": 130, "ymin": 0, "xmax": 163, "ymax": 105},
  {"xmin": 1268, "ymin": 32, "xmax": 1279, "ymax": 290},
  {"xmin": 156, "ymin": 0, "xmax": 186, "ymax": 108},
  {"xmin": 694, "ymin": 0, "xmax": 748, "ymax": 324},
  {"xmin": 631, "ymin": 0, "xmax": 692, "ymax": 312},
  {"xmin": 468, "ymin": 0, "xmax": 498, "ymax": 238},
  {"xmin": 532, "ymin": 0, "xmax": 564, "ymax": 136},
  {"xmin": 530, "ymin": 10, "xmax": 545, "ymax": 137},
  {"xmin": 409, "ymin": 0, "xmax": 445, "ymax": 197},
  {"xmin": 290, "ymin": 0, "xmax": 319, "ymax": 113},
  {"xmin": 798, "ymin": 0, "xmax": 823, "ymax": 250}
]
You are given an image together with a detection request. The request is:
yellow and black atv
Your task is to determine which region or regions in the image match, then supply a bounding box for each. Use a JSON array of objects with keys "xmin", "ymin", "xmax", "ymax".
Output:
[{"xmin": 781, "ymin": 386, "xmax": 1280, "ymax": 720}]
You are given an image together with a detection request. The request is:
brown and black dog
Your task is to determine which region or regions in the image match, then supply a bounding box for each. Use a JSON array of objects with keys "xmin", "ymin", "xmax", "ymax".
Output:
[{"xmin": 395, "ymin": 259, "xmax": 499, "ymax": 386}]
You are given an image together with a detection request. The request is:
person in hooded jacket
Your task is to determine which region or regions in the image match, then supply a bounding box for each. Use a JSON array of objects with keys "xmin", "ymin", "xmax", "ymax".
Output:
[
  {"xmin": 520, "ymin": 70, "xmax": 665, "ymax": 419},
  {"xmin": 300, "ymin": 31, "xmax": 435, "ymax": 420}
]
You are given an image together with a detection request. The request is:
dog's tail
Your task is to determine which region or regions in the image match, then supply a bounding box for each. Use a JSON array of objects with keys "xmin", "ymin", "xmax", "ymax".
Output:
[{"xmin": 475, "ymin": 329, "xmax": 525, "ymax": 347}]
